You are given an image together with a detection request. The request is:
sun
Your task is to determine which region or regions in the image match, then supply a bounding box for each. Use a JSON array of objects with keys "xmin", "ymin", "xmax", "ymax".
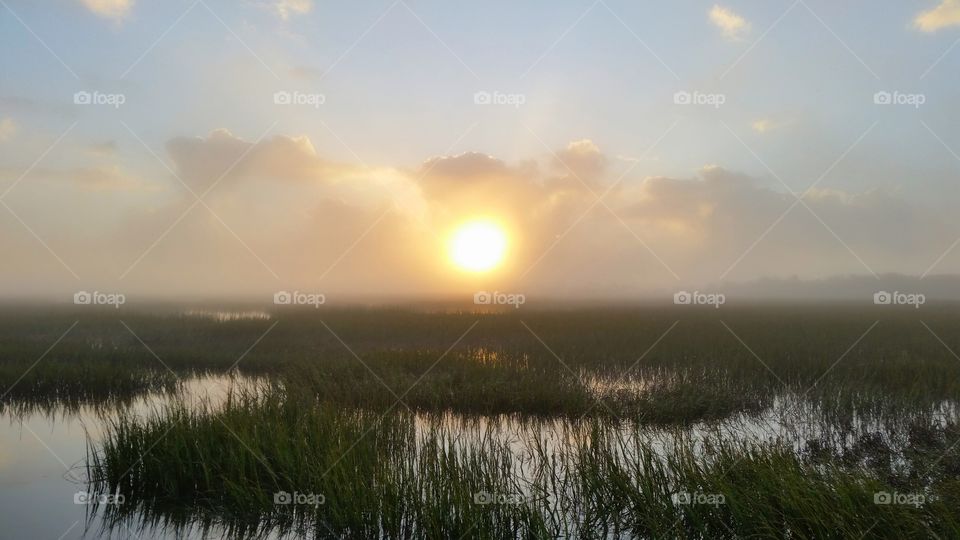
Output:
[{"xmin": 449, "ymin": 220, "xmax": 507, "ymax": 272}]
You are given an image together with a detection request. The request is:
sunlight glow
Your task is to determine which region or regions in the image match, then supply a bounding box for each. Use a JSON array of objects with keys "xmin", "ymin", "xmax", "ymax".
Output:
[{"xmin": 449, "ymin": 220, "xmax": 507, "ymax": 272}]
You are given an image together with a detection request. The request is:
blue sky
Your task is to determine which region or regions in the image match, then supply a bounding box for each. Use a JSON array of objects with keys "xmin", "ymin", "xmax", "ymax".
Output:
[
  {"xmin": 4, "ymin": 1, "xmax": 956, "ymax": 176},
  {"xmin": 2, "ymin": 0, "xmax": 960, "ymax": 298}
]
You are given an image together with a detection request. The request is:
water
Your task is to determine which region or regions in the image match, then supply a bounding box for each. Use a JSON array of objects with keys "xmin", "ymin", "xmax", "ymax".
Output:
[
  {"xmin": 3, "ymin": 370, "xmax": 957, "ymax": 539},
  {"xmin": 0, "ymin": 375, "xmax": 267, "ymax": 540}
]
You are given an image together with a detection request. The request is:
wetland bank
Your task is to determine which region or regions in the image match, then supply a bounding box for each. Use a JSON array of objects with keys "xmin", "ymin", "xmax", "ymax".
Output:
[{"xmin": 2, "ymin": 304, "xmax": 960, "ymax": 539}]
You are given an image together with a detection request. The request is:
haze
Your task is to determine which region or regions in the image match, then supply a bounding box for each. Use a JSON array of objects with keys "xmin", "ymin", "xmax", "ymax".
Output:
[{"xmin": 2, "ymin": 0, "xmax": 960, "ymax": 302}]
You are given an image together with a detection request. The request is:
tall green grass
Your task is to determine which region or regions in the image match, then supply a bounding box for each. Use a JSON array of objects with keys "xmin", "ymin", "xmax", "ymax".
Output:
[
  {"xmin": 89, "ymin": 387, "xmax": 548, "ymax": 538},
  {"xmin": 87, "ymin": 385, "xmax": 960, "ymax": 539}
]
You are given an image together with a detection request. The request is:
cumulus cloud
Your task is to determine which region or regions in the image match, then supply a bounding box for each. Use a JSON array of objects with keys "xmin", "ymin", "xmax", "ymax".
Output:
[
  {"xmin": 915, "ymin": 0, "xmax": 960, "ymax": 32},
  {"xmin": 1, "ymin": 129, "xmax": 958, "ymax": 300},
  {"xmin": 553, "ymin": 139, "xmax": 608, "ymax": 182},
  {"xmin": 710, "ymin": 5, "xmax": 750, "ymax": 41},
  {"xmin": 0, "ymin": 118, "xmax": 16, "ymax": 142},
  {"xmin": 416, "ymin": 152, "xmax": 557, "ymax": 238},
  {"xmin": 79, "ymin": 0, "xmax": 133, "ymax": 22},
  {"xmin": 420, "ymin": 152, "xmax": 511, "ymax": 182},
  {"xmin": 617, "ymin": 166, "xmax": 954, "ymax": 283},
  {"xmin": 166, "ymin": 129, "xmax": 334, "ymax": 192},
  {"xmin": 417, "ymin": 150, "xmax": 590, "ymax": 220}
]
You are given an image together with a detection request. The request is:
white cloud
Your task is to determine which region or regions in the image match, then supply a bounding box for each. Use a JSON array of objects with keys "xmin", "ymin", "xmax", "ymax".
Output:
[
  {"xmin": 709, "ymin": 5, "xmax": 750, "ymax": 41},
  {"xmin": 270, "ymin": 0, "xmax": 313, "ymax": 21},
  {"xmin": 0, "ymin": 118, "xmax": 17, "ymax": 142},
  {"xmin": 752, "ymin": 119, "xmax": 774, "ymax": 133},
  {"xmin": 553, "ymin": 139, "xmax": 608, "ymax": 181},
  {"xmin": 915, "ymin": 0, "xmax": 960, "ymax": 32},
  {"xmin": 79, "ymin": 0, "xmax": 134, "ymax": 22}
]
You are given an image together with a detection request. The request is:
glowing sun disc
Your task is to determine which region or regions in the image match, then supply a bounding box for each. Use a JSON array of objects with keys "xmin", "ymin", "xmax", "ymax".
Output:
[{"xmin": 449, "ymin": 221, "xmax": 507, "ymax": 272}]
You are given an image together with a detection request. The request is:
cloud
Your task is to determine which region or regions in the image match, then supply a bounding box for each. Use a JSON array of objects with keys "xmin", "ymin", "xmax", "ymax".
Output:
[
  {"xmin": 616, "ymin": 166, "xmax": 954, "ymax": 284},
  {"xmin": 2, "ymin": 129, "xmax": 958, "ymax": 299},
  {"xmin": 709, "ymin": 5, "xmax": 750, "ymax": 41},
  {"xmin": 420, "ymin": 152, "xmax": 510, "ymax": 181},
  {"xmin": 416, "ymin": 148, "xmax": 591, "ymax": 215},
  {"xmin": 752, "ymin": 119, "xmax": 774, "ymax": 133},
  {"xmin": 412, "ymin": 149, "xmax": 910, "ymax": 294},
  {"xmin": 79, "ymin": 0, "xmax": 134, "ymax": 22},
  {"xmin": 915, "ymin": 0, "xmax": 960, "ymax": 32},
  {"xmin": 268, "ymin": 0, "xmax": 313, "ymax": 20},
  {"xmin": 0, "ymin": 118, "xmax": 17, "ymax": 142},
  {"xmin": 553, "ymin": 139, "xmax": 608, "ymax": 181},
  {"xmin": 166, "ymin": 129, "xmax": 334, "ymax": 192},
  {"xmin": 416, "ymin": 152, "xmax": 547, "ymax": 226}
]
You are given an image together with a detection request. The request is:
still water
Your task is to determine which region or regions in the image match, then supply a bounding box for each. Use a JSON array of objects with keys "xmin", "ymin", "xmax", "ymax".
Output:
[
  {"xmin": 0, "ymin": 375, "xmax": 271, "ymax": 540},
  {"xmin": 2, "ymin": 369, "xmax": 954, "ymax": 539}
]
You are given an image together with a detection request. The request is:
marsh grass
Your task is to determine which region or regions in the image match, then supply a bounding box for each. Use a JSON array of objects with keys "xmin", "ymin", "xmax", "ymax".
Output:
[
  {"xmin": 5, "ymin": 305, "xmax": 960, "ymax": 537},
  {"xmin": 88, "ymin": 388, "xmax": 548, "ymax": 539},
  {"xmin": 86, "ymin": 384, "xmax": 960, "ymax": 539},
  {"xmin": 0, "ymin": 361, "xmax": 178, "ymax": 416},
  {"xmin": 6, "ymin": 305, "xmax": 960, "ymax": 421}
]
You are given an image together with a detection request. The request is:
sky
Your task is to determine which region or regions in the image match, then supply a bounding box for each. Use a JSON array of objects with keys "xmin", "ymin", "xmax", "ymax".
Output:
[{"xmin": 1, "ymin": 0, "xmax": 960, "ymax": 301}]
